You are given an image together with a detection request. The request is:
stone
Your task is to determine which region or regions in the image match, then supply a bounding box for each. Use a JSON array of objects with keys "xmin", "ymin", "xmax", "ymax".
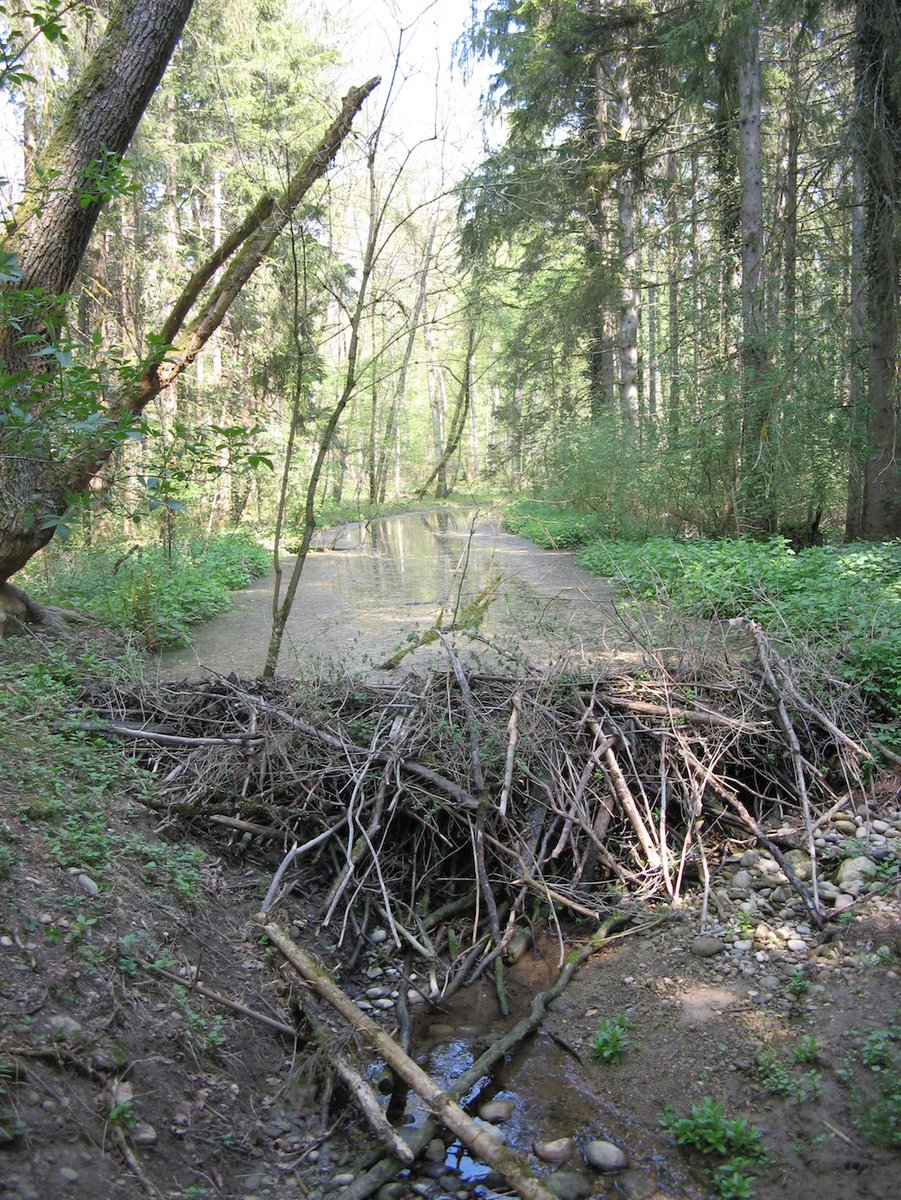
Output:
[
  {"xmin": 533, "ymin": 1136, "xmax": 575, "ymax": 1162},
  {"xmin": 833, "ymin": 893, "xmax": 855, "ymax": 912},
  {"xmin": 478, "ymin": 1098, "xmax": 514, "ymax": 1123},
  {"xmin": 836, "ymin": 856, "xmax": 877, "ymax": 887},
  {"xmin": 730, "ymin": 869, "xmax": 754, "ymax": 891},
  {"xmin": 373, "ymin": 998, "xmax": 395, "ymax": 1010},
  {"xmin": 784, "ymin": 851, "xmax": 812, "ymax": 881},
  {"xmin": 132, "ymin": 1122, "xmax": 158, "ymax": 1146},
  {"xmin": 786, "ymin": 939, "xmax": 808, "ymax": 953},
  {"xmin": 585, "ymin": 1139, "xmax": 629, "ymax": 1172},
  {"xmin": 546, "ymin": 1170, "xmax": 594, "ymax": 1200},
  {"xmin": 740, "ymin": 849, "xmax": 759, "ymax": 868},
  {"xmin": 690, "ymin": 935, "xmax": 725, "ymax": 958},
  {"xmin": 59, "ymin": 1167, "xmax": 80, "ymax": 1183},
  {"xmin": 332, "ymin": 1174, "xmax": 354, "ymax": 1188},
  {"xmin": 370, "ymin": 928, "xmax": 388, "ymax": 944},
  {"xmin": 504, "ymin": 928, "xmax": 531, "ymax": 964},
  {"xmin": 376, "ymin": 1185, "xmax": 407, "ymax": 1200},
  {"xmin": 424, "ymin": 1137, "xmax": 446, "ymax": 1162},
  {"xmin": 47, "ymin": 1015, "xmax": 82, "ymax": 1040}
]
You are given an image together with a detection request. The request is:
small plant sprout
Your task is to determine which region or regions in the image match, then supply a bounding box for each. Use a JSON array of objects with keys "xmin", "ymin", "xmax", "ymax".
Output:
[
  {"xmin": 787, "ymin": 969, "xmax": 810, "ymax": 998},
  {"xmin": 591, "ymin": 1013, "xmax": 630, "ymax": 1063},
  {"xmin": 793, "ymin": 1035, "xmax": 821, "ymax": 1065},
  {"xmin": 661, "ymin": 1097, "xmax": 767, "ymax": 1198}
]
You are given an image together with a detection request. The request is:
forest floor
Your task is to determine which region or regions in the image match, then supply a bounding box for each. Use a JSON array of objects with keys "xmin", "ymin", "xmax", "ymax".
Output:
[{"xmin": 2, "ymin": 626, "xmax": 900, "ymax": 1200}]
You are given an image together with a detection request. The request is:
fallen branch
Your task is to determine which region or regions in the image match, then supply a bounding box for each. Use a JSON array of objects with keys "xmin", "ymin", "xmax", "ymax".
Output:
[{"xmin": 258, "ymin": 917, "xmax": 558, "ymax": 1200}]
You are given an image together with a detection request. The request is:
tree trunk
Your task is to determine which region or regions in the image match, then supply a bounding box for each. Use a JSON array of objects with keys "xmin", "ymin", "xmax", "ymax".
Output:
[
  {"xmin": 858, "ymin": 0, "xmax": 901, "ymax": 539},
  {"xmin": 666, "ymin": 148, "xmax": 680, "ymax": 443},
  {"xmin": 0, "ymin": 0, "xmax": 196, "ymax": 585},
  {"xmin": 736, "ymin": 4, "xmax": 774, "ymax": 536},
  {"xmin": 0, "ymin": 50, "xmax": 377, "ymax": 585},
  {"xmin": 845, "ymin": 157, "xmax": 868, "ymax": 540},
  {"xmin": 615, "ymin": 56, "xmax": 640, "ymax": 431}
]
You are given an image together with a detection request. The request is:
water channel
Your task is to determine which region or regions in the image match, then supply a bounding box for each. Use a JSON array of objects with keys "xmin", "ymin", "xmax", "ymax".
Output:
[{"xmin": 159, "ymin": 508, "xmax": 647, "ymax": 681}]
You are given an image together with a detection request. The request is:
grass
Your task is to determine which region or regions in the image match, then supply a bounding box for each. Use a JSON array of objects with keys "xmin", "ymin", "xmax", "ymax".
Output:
[{"xmin": 0, "ymin": 643, "xmax": 204, "ymax": 904}]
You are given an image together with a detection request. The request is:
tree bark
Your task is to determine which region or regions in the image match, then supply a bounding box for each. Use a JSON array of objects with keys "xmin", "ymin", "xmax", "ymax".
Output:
[
  {"xmin": 857, "ymin": 0, "xmax": 901, "ymax": 539},
  {"xmin": 0, "ymin": 0, "xmax": 195, "ymax": 584},
  {"xmin": 0, "ymin": 60, "xmax": 378, "ymax": 585},
  {"xmin": 736, "ymin": 4, "xmax": 774, "ymax": 536}
]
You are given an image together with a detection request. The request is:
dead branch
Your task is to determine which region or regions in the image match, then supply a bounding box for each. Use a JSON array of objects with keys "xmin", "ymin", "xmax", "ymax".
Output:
[{"xmin": 259, "ymin": 918, "xmax": 558, "ymax": 1200}]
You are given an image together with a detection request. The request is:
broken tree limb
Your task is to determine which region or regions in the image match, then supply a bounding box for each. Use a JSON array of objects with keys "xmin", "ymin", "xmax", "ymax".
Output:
[
  {"xmin": 335, "ymin": 913, "xmax": 642, "ymax": 1200},
  {"xmin": 498, "ymin": 689, "xmax": 522, "ymax": 818},
  {"xmin": 257, "ymin": 917, "xmax": 558, "ymax": 1200}
]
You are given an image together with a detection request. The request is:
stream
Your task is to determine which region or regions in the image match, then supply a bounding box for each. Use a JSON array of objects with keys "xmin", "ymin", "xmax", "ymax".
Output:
[
  {"xmin": 159, "ymin": 508, "xmax": 647, "ymax": 680},
  {"xmin": 159, "ymin": 509, "xmax": 698, "ymax": 1198}
]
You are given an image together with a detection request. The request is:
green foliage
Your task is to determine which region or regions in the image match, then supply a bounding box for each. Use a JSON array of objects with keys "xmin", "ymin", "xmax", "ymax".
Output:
[
  {"xmin": 128, "ymin": 838, "xmax": 204, "ymax": 903},
  {"xmin": 661, "ymin": 1096, "xmax": 766, "ymax": 1160},
  {"xmin": 792, "ymin": 1036, "xmax": 821, "ymax": 1065},
  {"xmin": 503, "ymin": 500, "xmax": 608, "ymax": 550},
  {"xmin": 590, "ymin": 1013, "xmax": 630, "ymax": 1063},
  {"xmin": 786, "ymin": 970, "xmax": 810, "ymax": 999},
  {"xmin": 839, "ymin": 1020, "xmax": 901, "ymax": 1148},
  {"xmin": 574, "ymin": 535, "xmax": 901, "ymax": 716},
  {"xmin": 172, "ymin": 985, "xmax": 228, "ymax": 1053},
  {"xmin": 23, "ymin": 530, "xmax": 269, "ymax": 647}
]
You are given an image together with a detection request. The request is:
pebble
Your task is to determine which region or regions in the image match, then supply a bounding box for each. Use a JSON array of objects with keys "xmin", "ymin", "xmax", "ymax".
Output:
[
  {"xmin": 533, "ymin": 1136, "xmax": 575, "ymax": 1162},
  {"xmin": 373, "ymin": 998, "xmax": 395, "ymax": 1010},
  {"xmin": 424, "ymin": 1138, "xmax": 446, "ymax": 1162},
  {"xmin": 0, "ymin": 935, "xmax": 12, "ymax": 948},
  {"xmin": 585, "ymin": 1139, "xmax": 629, "ymax": 1172},
  {"xmin": 478, "ymin": 1098, "xmax": 514, "ymax": 1123},
  {"xmin": 690, "ymin": 935, "xmax": 725, "ymax": 958},
  {"xmin": 370, "ymin": 928, "xmax": 388, "ymax": 944},
  {"xmin": 837, "ymin": 856, "xmax": 877, "ymax": 887},
  {"xmin": 730, "ymin": 869, "xmax": 754, "ymax": 891},
  {"xmin": 833, "ymin": 894, "xmax": 855, "ymax": 911},
  {"xmin": 733, "ymin": 939, "xmax": 753, "ymax": 953},
  {"xmin": 332, "ymin": 1173, "xmax": 354, "ymax": 1187},
  {"xmin": 546, "ymin": 1169, "xmax": 594, "ymax": 1200},
  {"xmin": 76, "ymin": 873, "xmax": 99, "ymax": 896},
  {"xmin": 47, "ymin": 1015, "xmax": 82, "ymax": 1039},
  {"xmin": 133, "ymin": 1122, "xmax": 158, "ymax": 1146},
  {"xmin": 59, "ymin": 1167, "xmax": 80, "ymax": 1184},
  {"xmin": 740, "ymin": 849, "xmax": 759, "ymax": 867}
]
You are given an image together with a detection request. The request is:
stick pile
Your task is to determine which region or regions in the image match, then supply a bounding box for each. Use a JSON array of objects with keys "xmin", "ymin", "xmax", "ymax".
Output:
[{"xmin": 86, "ymin": 623, "xmax": 870, "ymax": 994}]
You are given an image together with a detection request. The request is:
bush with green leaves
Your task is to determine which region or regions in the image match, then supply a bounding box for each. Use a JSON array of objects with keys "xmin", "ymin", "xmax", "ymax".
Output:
[
  {"xmin": 573, "ymin": 535, "xmax": 900, "ymax": 718},
  {"xmin": 502, "ymin": 500, "xmax": 609, "ymax": 550},
  {"xmin": 661, "ymin": 1097, "xmax": 767, "ymax": 1198},
  {"xmin": 591, "ymin": 1013, "xmax": 630, "ymax": 1063},
  {"xmin": 23, "ymin": 530, "xmax": 269, "ymax": 647}
]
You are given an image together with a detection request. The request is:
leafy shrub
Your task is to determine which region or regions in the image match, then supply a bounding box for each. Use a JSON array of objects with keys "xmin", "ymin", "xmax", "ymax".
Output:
[
  {"xmin": 502, "ymin": 501, "xmax": 608, "ymax": 550},
  {"xmin": 591, "ymin": 1014, "xmax": 630, "ymax": 1063},
  {"xmin": 575, "ymin": 535, "xmax": 901, "ymax": 716},
  {"xmin": 23, "ymin": 530, "xmax": 269, "ymax": 647}
]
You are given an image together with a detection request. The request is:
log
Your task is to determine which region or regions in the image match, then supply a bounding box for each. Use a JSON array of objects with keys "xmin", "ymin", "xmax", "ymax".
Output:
[{"xmin": 257, "ymin": 917, "xmax": 558, "ymax": 1200}]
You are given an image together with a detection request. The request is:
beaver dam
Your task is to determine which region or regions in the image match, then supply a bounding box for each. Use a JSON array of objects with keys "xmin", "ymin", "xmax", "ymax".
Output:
[{"xmin": 81, "ymin": 606, "xmax": 885, "ymax": 1200}]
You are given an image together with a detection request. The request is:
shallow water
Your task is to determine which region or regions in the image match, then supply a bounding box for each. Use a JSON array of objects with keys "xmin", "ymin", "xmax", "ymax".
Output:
[{"xmin": 158, "ymin": 509, "xmax": 646, "ymax": 680}]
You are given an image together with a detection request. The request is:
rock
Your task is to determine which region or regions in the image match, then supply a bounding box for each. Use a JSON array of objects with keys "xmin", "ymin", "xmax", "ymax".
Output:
[
  {"xmin": 833, "ymin": 893, "xmax": 855, "ymax": 912},
  {"xmin": 730, "ymin": 869, "xmax": 754, "ymax": 891},
  {"xmin": 59, "ymin": 1167, "xmax": 80, "ymax": 1183},
  {"xmin": 690, "ymin": 935, "xmax": 725, "ymax": 958},
  {"xmin": 546, "ymin": 1169, "xmax": 594, "ymax": 1200},
  {"xmin": 376, "ymin": 1185, "xmax": 407, "ymax": 1200},
  {"xmin": 428, "ymin": 1022, "xmax": 455, "ymax": 1038},
  {"xmin": 370, "ymin": 928, "xmax": 388, "ymax": 944},
  {"xmin": 784, "ymin": 851, "xmax": 812, "ymax": 881},
  {"xmin": 740, "ymin": 849, "xmax": 759, "ymax": 868},
  {"xmin": 533, "ymin": 1136, "xmax": 575, "ymax": 1162},
  {"xmin": 836, "ymin": 856, "xmax": 877, "ymax": 887},
  {"xmin": 373, "ymin": 998, "xmax": 395, "ymax": 1010},
  {"xmin": 332, "ymin": 1174, "xmax": 355, "ymax": 1188},
  {"xmin": 585, "ymin": 1139, "xmax": 629, "ymax": 1172},
  {"xmin": 424, "ymin": 1137, "xmax": 446, "ymax": 1162},
  {"xmin": 47, "ymin": 1015, "xmax": 82, "ymax": 1040},
  {"xmin": 504, "ymin": 928, "xmax": 531, "ymax": 964},
  {"xmin": 478, "ymin": 1098, "xmax": 514, "ymax": 1123},
  {"xmin": 132, "ymin": 1122, "xmax": 158, "ymax": 1146},
  {"xmin": 786, "ymin": 939, "xmax": 808, "ymax": 953},
  {"xmin": 366, "ymin": 965, "xmax": 385, "ymax": 979},
  {"xmin": 732, "ymin": 939, "xmax": 753, "ymax": 952}
]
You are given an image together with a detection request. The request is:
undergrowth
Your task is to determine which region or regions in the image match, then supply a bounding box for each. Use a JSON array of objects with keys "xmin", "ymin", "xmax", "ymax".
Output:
[
  {"xmin": 22, "ymin": 530, "xmax": 269, "ymax": 647},
  {"xmin": 503, "ymin": 501, "xmax": 900, "ymax": 723}
]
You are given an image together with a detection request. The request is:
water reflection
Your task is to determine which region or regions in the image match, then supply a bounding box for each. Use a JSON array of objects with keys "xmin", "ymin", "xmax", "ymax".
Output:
[{"xmin": 158, "ymin": 509, "xmax": 637, "ymax": 680}]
